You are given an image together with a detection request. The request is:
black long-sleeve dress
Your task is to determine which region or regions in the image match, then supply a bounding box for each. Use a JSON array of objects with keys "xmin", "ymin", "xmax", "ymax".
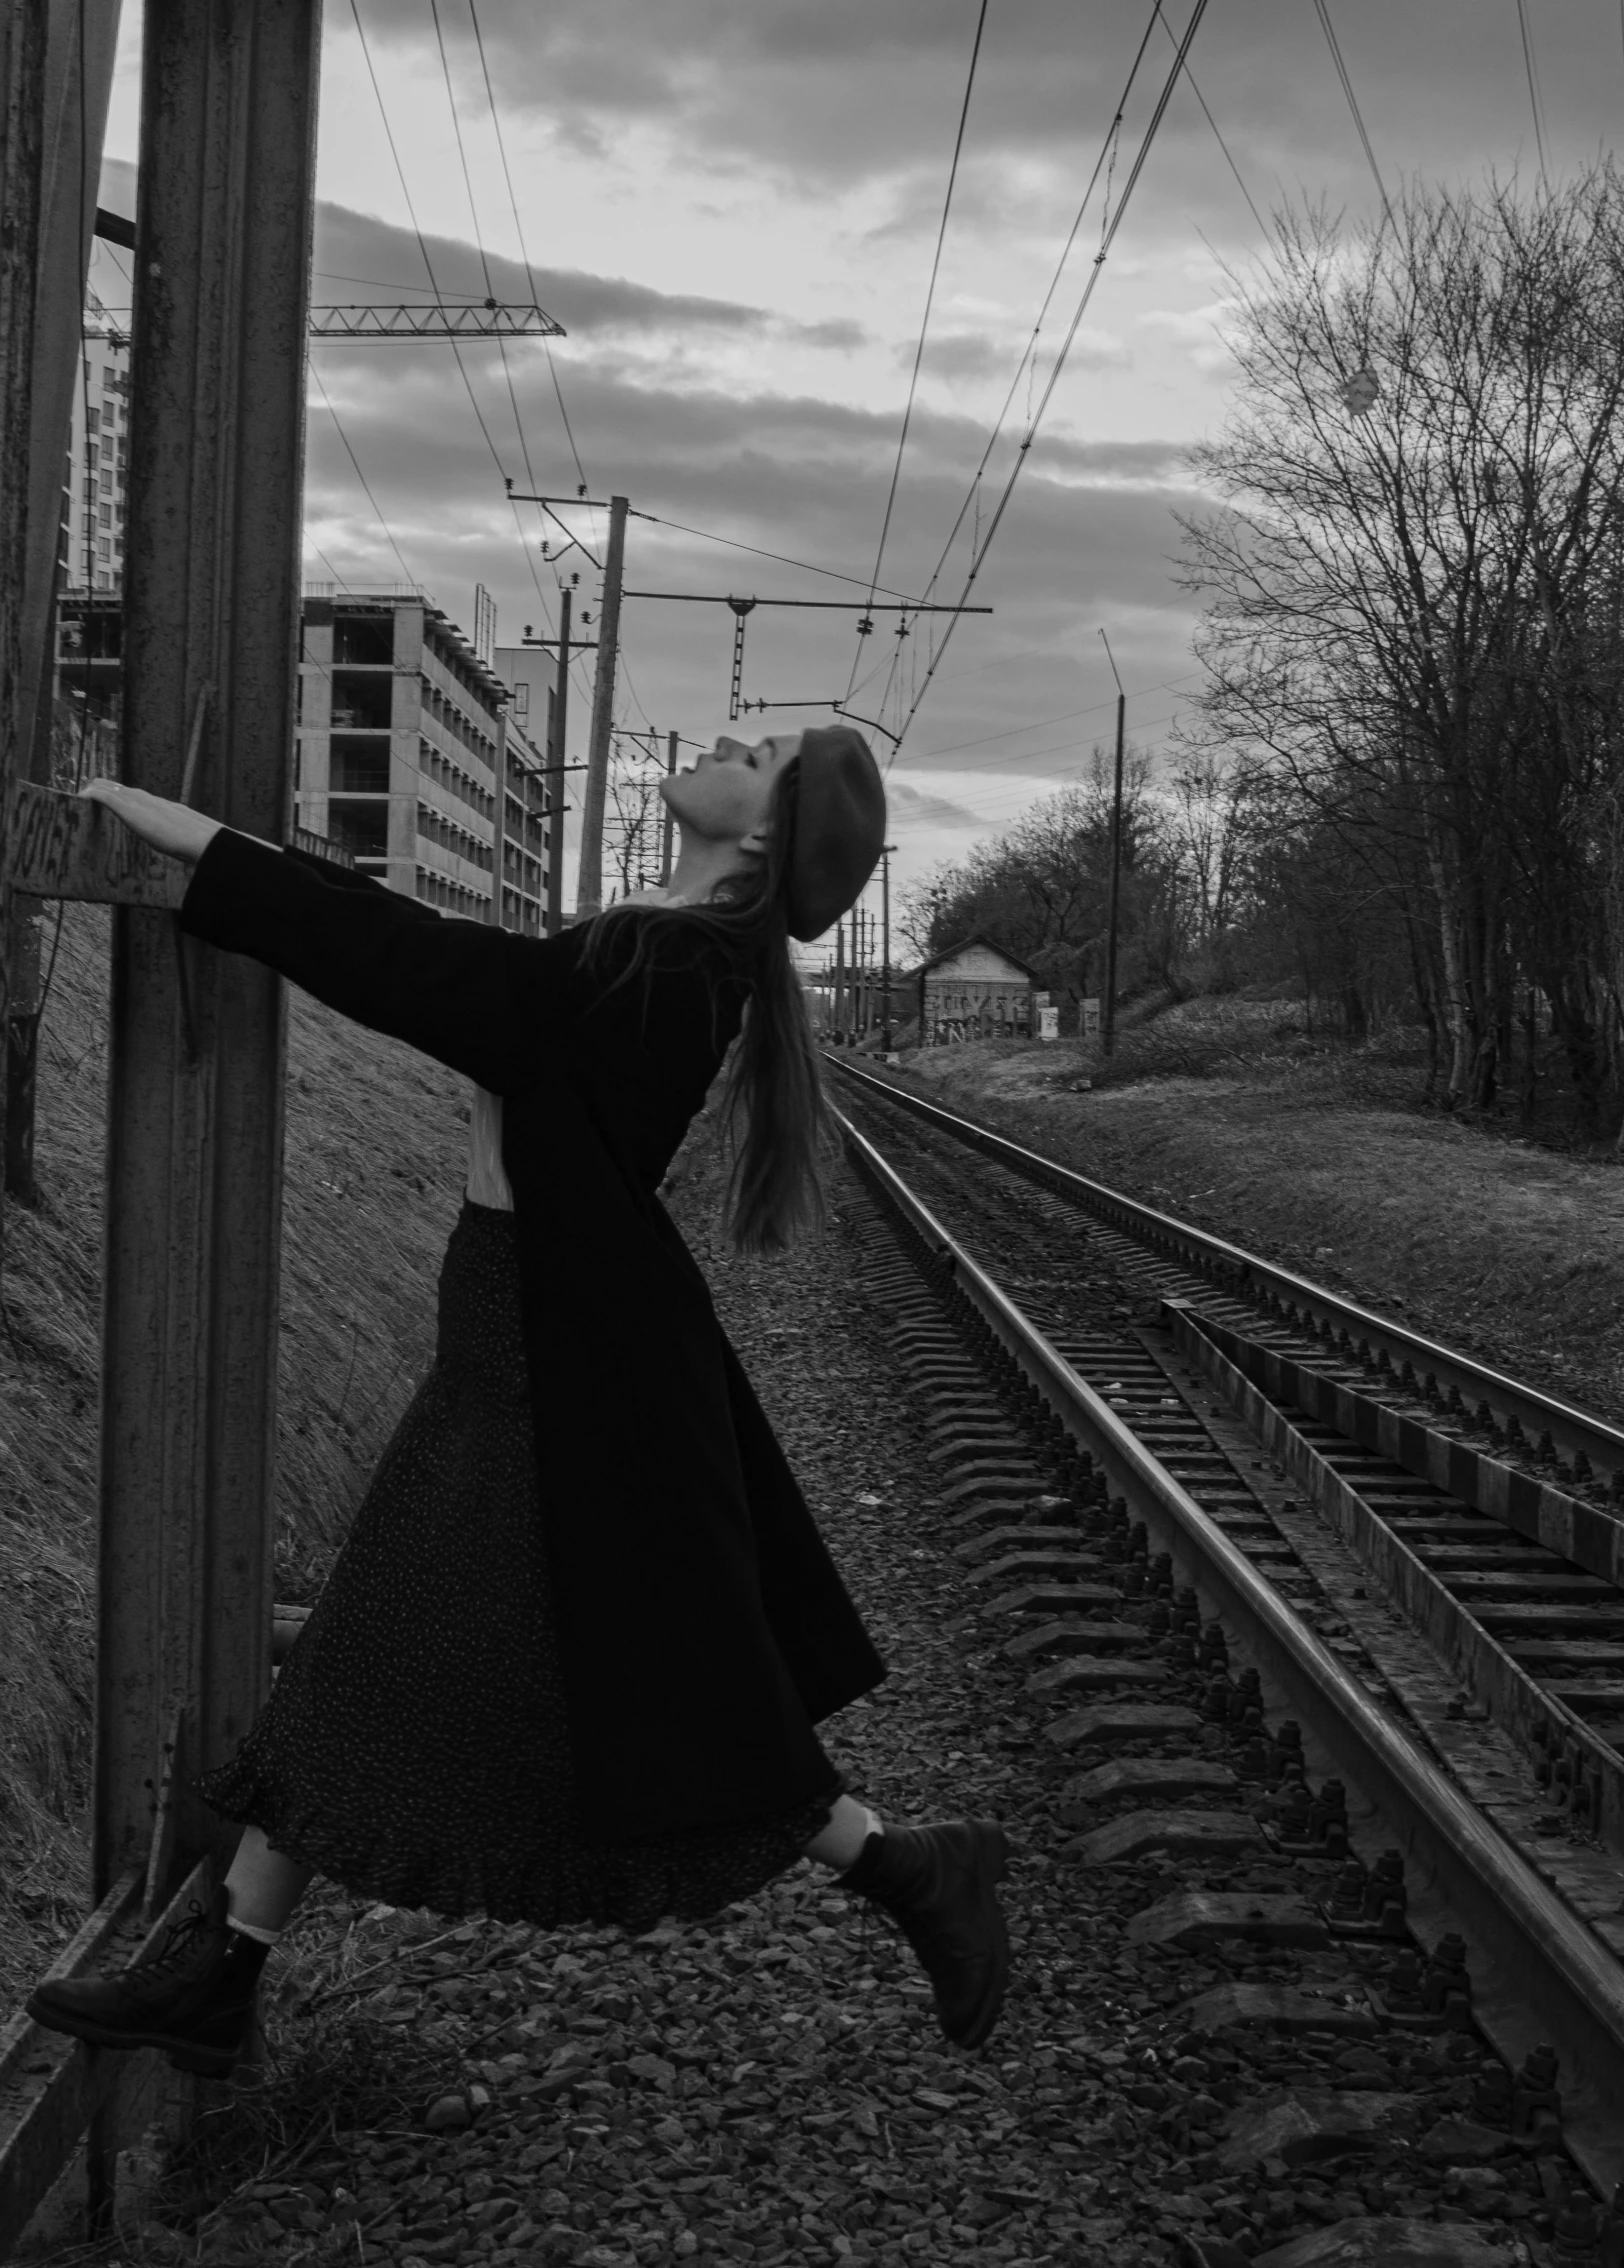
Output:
[{"xmin": 178, "ymin": 833, "xmax": 887, "ymax": 1930}]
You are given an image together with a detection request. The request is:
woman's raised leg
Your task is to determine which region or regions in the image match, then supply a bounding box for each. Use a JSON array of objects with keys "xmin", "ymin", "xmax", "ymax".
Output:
[
  {"xmin": 224, "ymin": 1824, "xmax": 316, "ymax": 1939},
  {"xmin": 807, "ymin": 1797, "xmax": 1012, "ymax": 2052}
]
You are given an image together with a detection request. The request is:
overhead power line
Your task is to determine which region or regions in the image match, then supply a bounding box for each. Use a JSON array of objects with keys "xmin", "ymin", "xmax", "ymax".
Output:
[
  {"xmin": 467, "ymin": 0, "xmax": 593, "ymax": 503},
  {"xmin": 1514, "ymin": 0, "xmax": 1549, "ymax": 184},
  {"xmin": 880, "ymin": 6, "xmax": 1163, "ymax": 708},
  {"xmin": 310, "ymin": 364, "xmax": 419, "ymax": 587},
  {"xmin": 1153, "ymin": 1, "xmax": 1271, "ymax": 240},
  {"xmin": 1310, "ymin": 0, "xmax": 1393, "ymax": 220},
  {"xmin": 847, "ymin": 0, "xmax": 990, "ymax": 703},
  {"xmin": 879, "ymin": 0, "xmax": 1214, "ymax": 766},
  {"xmin": 631, "ymin": 510, "xmax": 923, "ymax": 600}
]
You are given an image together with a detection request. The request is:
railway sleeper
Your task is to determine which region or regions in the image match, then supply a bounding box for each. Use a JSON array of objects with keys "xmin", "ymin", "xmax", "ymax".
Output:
[{"xmin": 839, "ymin": 1103, "xmax": 1624, "ymax": 2229}]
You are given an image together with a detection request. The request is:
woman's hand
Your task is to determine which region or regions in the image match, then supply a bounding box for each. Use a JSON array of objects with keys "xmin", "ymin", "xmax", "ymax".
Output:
[{"xmin": 78, "ymin": 779, "xmax": 224, "ymax": 866}]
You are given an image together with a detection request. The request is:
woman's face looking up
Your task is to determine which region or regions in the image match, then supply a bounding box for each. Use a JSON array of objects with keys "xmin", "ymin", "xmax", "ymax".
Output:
[{"xmin": 659, "ymin": 732, "xmax": 802, "ymax": 847}]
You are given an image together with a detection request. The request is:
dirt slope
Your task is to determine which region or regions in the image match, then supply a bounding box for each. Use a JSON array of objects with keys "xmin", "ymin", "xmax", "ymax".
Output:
[{"xmin": 0, "ymin": 903, "xmax": 469, "ymax": 2011}]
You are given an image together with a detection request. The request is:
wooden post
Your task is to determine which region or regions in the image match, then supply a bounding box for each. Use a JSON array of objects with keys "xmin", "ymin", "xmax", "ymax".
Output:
[
  {"xmin": 576, "ymin": 494, "xmax": 627, "ymax": 920},
  {"xmin": 96, "ymin": 0, "xmax": 320, "ymax": 1916}
]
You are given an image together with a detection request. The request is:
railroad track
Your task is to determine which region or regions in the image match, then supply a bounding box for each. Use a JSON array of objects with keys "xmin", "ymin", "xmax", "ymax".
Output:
[
  {"xmin": 831, "ymin": 1075, "xmax": 1624, "ymax": 2247},
  {"xmin": 829, "ymin": 1059, "xmax": 1624, "ymax": 1872}
]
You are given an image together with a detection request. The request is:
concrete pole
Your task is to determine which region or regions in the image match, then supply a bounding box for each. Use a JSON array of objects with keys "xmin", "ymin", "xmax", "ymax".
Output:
[
  {"xmin": 660, "ymin": 727, "xmax": 677, "ymax": 886},
  {"xmin": 545, "ymin": 584, "xmax": 570, "ymax": 934},
  {"xmin": 575, "ymin": 492, "xmax": 628, "ymax": 919},
  {"xmin": 1102, "ymin": 688, "xmax": 1125, "ymax": 1060},
  {"xmin": 880, "ymin": 845, "xmax": 897, "ymax": 1049}
]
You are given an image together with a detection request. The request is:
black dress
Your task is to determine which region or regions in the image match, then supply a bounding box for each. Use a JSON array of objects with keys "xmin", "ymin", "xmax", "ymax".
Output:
[
  {"xmin": 196, "ymin": 1204, "xmax": 838, "ymax": 1931},
  {"xmin": 179, "ymin": 835, "xmax": 887, "ymax": 1922}
]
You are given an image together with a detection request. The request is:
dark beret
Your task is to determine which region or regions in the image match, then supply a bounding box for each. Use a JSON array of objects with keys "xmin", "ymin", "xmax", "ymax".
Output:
[{"xmin": 786, "ymin": 725, "xmax": 887, "ymax": 942}]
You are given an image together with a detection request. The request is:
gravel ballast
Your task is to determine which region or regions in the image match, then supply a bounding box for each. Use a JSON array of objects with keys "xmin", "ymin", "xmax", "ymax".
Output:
[{"xmin": 81, "ymin": 1145, "xmax": 1565, "ymax": 2268}]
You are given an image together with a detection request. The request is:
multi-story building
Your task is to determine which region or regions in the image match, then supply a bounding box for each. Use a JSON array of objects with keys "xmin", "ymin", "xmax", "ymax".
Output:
[
  {"xmin": 54, "ymin": 584, "xmax": 556, "ymax": 927},
  {"xmin": 493, "ymin": 641, "xmax": 560, "ymax": 932},
  {"xmin": 296, "ymin": 588, "xmax": 555, "ymax": 931},
  {"xmin": 66, "ymin": 288, "xmax": 131, "ymax": 594}
]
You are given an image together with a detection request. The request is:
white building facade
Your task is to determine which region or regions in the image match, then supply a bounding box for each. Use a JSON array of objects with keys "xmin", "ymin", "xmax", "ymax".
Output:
[{"xmin": 66, "ymin": 289, "xmax": 131, "ymax": 594}]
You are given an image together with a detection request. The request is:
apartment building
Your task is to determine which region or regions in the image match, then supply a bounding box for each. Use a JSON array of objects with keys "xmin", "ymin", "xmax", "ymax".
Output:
[
  {"xmin": 296, "ymin": 588, "xmax": 554, "ymax": 932},
  {"xmin": 67, "ymin": 289, "xmax": 131, "ymax": 593}
]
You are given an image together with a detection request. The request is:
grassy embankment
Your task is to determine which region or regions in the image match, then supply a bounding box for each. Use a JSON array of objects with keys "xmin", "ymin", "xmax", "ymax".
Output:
[
  {"xmin": 881, "ymin": 995, "xmax": 1624, "ymax": 1427},
  {"xmin": 0, "ymin": 902, "xmax": 470, "ymax": 2020}
]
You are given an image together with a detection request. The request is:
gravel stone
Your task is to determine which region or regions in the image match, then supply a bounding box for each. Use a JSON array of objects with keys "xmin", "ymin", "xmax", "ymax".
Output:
[{"xmin": 148, "ymin": 1148, "xmax": 1578, "ymax": 2267}]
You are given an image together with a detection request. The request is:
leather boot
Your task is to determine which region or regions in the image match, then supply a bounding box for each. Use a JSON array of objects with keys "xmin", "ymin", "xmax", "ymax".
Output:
[
  {"xmin": 840, "ymin": 1819, "xmax": 1011, "ymax": 2050},
  {"xmin": 27, "ymin": 1883, "xmax": 270, "ymax": 2079}
]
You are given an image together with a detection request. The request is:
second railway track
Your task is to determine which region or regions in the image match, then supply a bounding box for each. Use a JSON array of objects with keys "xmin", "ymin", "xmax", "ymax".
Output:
[{"xmin": 830, "ymin": 1060, "xmax": 1624, "ymax": 2232}]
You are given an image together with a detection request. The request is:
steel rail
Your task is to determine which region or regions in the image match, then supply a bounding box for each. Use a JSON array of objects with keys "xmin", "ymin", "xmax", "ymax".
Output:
[
  {"xmin": 829, "ymin": 1055, "xmax": 1624, "ymax": 1486},
  {"xmin": 837, "ymin": 1103, "xmax": 1624, "ymax": 2193}
]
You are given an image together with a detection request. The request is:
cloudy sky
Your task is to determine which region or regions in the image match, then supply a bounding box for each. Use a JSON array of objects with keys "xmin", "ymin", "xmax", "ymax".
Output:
[{"xmin": 94, "ymin": 0, "xmax": 1624, "ymax": 920}]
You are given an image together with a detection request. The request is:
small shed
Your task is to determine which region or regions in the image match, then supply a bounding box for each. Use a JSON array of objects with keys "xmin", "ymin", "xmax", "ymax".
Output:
[{"xmin": 913, "ymin": 934, "xmax": 1041, "ymax": 1043}]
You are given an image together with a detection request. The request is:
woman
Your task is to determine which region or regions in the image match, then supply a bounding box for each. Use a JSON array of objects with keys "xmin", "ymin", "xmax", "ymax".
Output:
[{"xmin": 30, "ymin": 724, "xmax": 1011, "ymax": 2083}]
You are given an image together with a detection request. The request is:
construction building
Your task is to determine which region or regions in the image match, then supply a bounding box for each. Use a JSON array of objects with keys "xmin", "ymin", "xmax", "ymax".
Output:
[
  {"xmin": 54, "ymin": 584, "xmax": 557, "ymax": 930},
  {"xmin": 65, "ymin": 287, "xmax": 131, "ymax": 595},
  {"xmin": 293, "ymin": 587, "xmax": 554, "ymax": 931}
]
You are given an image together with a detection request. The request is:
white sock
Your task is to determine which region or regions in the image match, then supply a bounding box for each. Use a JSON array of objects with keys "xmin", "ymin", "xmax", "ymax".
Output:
[{"xmin": 226, "ymin": 1914, "xmax": 281, "ymax": 1947}]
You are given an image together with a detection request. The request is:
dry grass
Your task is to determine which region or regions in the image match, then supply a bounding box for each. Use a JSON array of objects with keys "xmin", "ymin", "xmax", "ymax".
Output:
[
  {"xmin": 0, "ymin": 902, "xmax": 468, "ymax": 2020},
  {"xmin": 901, "ymin": 1031, "xmax": 1624, "ymax": 1427}
]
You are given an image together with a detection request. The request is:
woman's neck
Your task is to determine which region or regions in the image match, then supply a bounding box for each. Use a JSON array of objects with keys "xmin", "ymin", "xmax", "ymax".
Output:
[{"xmin": 666, "ymin": 836, "xmax": 753, "ymax": 905}]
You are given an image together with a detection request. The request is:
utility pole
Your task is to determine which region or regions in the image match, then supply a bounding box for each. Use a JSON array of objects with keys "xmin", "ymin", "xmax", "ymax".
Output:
[
  {"xmin": 1100, "ymin": 629, "xmax": 1126, "ymax": 1061},
  {"xmin": 834, "ymin": 919, "xmax": 846, "ymax": 1042},
  {"xmin": 879, "ymin": 844, "xmax": 898, "ymax": 1050},
  {"xmin": 577, "ymin": 492, "xmax": 628, "ymax": 920},
  {"xmin": 521, "ymin": 586, "xmax": 594, "ymax": 935},
  {"xmin": 661, "ymin": 727, "xmax": 677, "ymax": 886}
]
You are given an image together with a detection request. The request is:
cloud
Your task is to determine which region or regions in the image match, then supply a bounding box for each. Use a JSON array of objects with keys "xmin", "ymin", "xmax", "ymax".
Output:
[
  {"xmin": 311, "ymin": 201, "xmax": 865, "ymax": 352},
  {"xmin": 886, "ymin": 777, "xmax": 986, "ymax": 830}
]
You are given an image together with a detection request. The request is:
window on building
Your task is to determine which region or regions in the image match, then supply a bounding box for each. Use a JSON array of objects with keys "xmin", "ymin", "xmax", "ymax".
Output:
[
  {"xmin": 99, "ymin": 504, "xmax": 111, "ymax": 526},
  {"xmin": 97, "ymin": 538, "xmax": 110, "ymax": 559},
  {"xmin": 86, "ymin": 407, "xmax": 100, "ymax": 433}
]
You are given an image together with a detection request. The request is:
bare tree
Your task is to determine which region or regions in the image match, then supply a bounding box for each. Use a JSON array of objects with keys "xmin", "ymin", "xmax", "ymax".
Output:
[{"xmin": 1180, "ymin": 167, "xmax": 1624, "ymax": 1118}]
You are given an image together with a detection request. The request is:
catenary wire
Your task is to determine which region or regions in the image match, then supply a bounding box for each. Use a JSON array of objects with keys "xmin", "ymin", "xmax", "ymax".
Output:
[
  {"xmin": 467, "ymin": 0, "xmax": 593, "ymax": 500},
  {"xmin": 844, "ymin": 0, "xmax": 990, "ymax": 706},
  {"xmin": 1513, "ymin": 0, "xmax": 1549, "ymax": 183},
  {"xmin": 310, "ymin": 363, "xmax": 420, "ymax": 587},
  {"xmin": 864, "ymin": 2, "xmax": 1164, "ymax": 723},
  {"xmin": 424, "ymin": 0, "xmax": 573, "ymax": 655},
  {"xmin": 1154, "ymin": 1, "xmax": 1272, "ymax": 240},
  {"xmin": 879, "ymin": 0, "xmax": 1212, "ymax": 766},
  {"xmin": 1310, "ymin": 0, "xmax": 1393, "ymax": 220},
  {"xmin": 631, "ymin": 511, "xmax": 923, "ymax": 600}
]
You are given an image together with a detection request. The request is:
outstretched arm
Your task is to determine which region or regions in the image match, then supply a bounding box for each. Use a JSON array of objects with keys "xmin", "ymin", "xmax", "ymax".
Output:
[{"xmin": 179, "ymin": 828, "xmax": 543, "ymax": 1090}]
